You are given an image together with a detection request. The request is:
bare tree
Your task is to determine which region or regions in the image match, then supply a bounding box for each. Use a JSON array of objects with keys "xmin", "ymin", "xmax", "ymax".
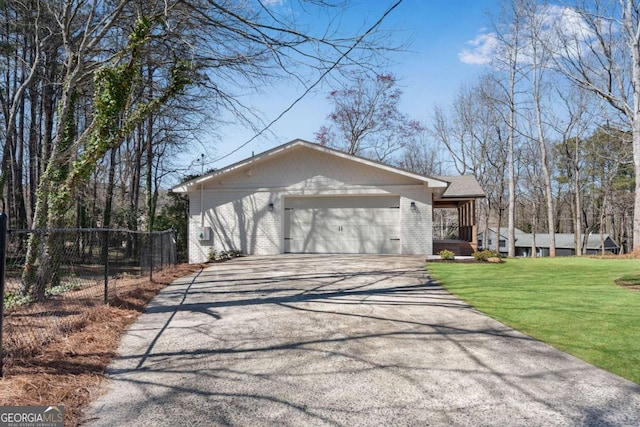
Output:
[
  {"xmin": 548, "ymin": 0, "xmax": 640, "ymax": 251},
  {"xmin": 487, "ymin": 0, "xmax": 528, "ymax": 258},
  {"xmin": 315, "ymin": 72, "xmax": 423, "ymax": 162},
  {"xmin": 431, "ymin": 85, "xmax": 488, "ymax": 177},
  {"xmin": 551, "ymin": 84, "xmax": 596, "ymax": 255},
  {"xmin": 398, "ymin": 133, "xmax": 443, "ymax": 176},
  {"xmin": 430, "ymin": 76, "xmax": 510, "ymax": 249},
  {"xmin": 519, "ymin": 0, "xmax": 558, "ymax": 256}
]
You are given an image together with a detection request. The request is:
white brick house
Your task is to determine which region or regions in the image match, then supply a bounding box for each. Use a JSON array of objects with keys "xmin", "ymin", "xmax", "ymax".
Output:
[{"xmin": 171, "ymin": 139, "xmax": 483, "ymax": 263}]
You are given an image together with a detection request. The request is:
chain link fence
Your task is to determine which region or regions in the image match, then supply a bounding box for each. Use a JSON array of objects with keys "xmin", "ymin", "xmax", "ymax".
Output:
[{"xmin": 0, "ymin": 225, "xmax": 176, "ymax": 373}]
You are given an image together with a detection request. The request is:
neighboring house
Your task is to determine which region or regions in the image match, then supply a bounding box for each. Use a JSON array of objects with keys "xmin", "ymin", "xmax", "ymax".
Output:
[
  {"xmin": 171, "ymin": 139, "xmax": 485, "ymax": 263},
  {"xmin": 478, "ymin": 227, "xmax": 620, "ymax": 256},
  {"xmin": 477, "ymin": 227, "xmax": 519, "ymax": 254}
]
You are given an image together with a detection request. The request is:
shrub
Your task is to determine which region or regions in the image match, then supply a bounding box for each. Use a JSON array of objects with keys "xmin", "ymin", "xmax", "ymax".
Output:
[
  {"xmin": 209, "ymin": 249, "xmax": 243, "ymax": 262},
  {"xmin": 473, "ymin": 249, "xmax": 501, "ymax": 262},
  {"xmin": 438, "ymin": 249, "xmax": 456, "ymax": 260},
  {"xmin": 4, "ymin": 292, "xmax": 33, "ymax": 309}
]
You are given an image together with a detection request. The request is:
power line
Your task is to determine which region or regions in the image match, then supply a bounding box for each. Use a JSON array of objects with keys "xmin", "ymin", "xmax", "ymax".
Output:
[{"xmin": 211, "ymin": 0, "xmax": 405, "ymax": 164}]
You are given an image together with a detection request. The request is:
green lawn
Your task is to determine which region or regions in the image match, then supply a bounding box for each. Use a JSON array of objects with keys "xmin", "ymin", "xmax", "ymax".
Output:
[{"xmin": 427, "ymin": 257, "xmax": 640, "ymax": 384}]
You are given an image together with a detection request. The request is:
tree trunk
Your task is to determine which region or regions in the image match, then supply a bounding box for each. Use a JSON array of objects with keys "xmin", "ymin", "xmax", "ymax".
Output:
[
  {"xmin": 540, "ymin": 144, "xmax": 556, "ymax": 257},
  {"xmin": 574, "ymin": 164, "xmax": 583, "ymax": 255},
  {"xmin": 507, "ymin": 87, "xmax": 516, "ymax": 258},
  {"xmin": 631, "ymin": 0, "xmax": 640, "ymax": 252},
  {"xmin": 532, "ymin": 199, "xmax": 539, "ymax": 257},
  {"xmin": 28, "ymin": 55, "xmax": 41, "ymax": 227},
  {"xmin": 14, "ymin": 81, "xmax": 27, "ymax": 228},
  {"xmin": 145, "ymin": 114, "xmax": 155, "ymax": 232},
  {"xmin": 634, "ymin": 128, "xmax": 640, "ymax": 252},
  {"xmin": 22, "ymin": 74, "xmax": 79, "ymax": 298},
  {"xmin": 126, "ymin": 126, "xmax": 143, "ymax": 258},
  {"xmin": 102, "ymin": 148, "xmax": 118, "ymax": 229},
  {"xmin": 145, "ymin": 66, "xmax": 155, "ymax": 232}
]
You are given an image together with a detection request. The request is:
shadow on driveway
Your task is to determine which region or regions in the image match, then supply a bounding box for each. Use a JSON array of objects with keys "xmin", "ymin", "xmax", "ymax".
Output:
[{"xmin": 84, "ymin": 255, "xmax": 640, "ymax": 426}]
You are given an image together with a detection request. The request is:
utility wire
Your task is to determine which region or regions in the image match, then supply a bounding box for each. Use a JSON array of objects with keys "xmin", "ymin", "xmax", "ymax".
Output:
[{"xmin": 211, "ymin": 0, "xmax": 404, "ymax": 164}]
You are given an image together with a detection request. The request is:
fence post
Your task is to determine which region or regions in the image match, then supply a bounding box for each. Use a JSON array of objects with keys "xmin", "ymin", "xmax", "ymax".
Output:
[
  {"xmin": 149, "ymin": 232, "xmax": 153, "ymax": 282},
  {"xmin": 0, "ymin": 213, "xmax": 8, "ymax": 377},
  {"xmin": 103, "ymin": 229, "xmax": 109, "ymax": 304},
  {"xmin": 160, "ymin": 232, "xmax": 164, "ymax": 270}
]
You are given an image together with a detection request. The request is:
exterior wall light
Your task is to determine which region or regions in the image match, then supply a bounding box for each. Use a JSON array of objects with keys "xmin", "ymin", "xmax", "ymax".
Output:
[
  {"xmin": 268, "ymin": 203, "xmax": 274, "ymax": 212},
  {"xmin": 410, "ymin": 201, "xmax": 417, "ymax": 211}
]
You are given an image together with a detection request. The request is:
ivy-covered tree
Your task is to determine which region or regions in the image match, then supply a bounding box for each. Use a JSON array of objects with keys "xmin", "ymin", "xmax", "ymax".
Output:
[{"xmin": 22, "ymin": 16, "xmax": 192, "ymax": 298}]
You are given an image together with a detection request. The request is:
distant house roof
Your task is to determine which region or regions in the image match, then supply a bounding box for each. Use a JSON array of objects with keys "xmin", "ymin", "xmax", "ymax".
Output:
[
  {"xmin": 478, "ymin": 227, "xmax": 526, "ymax": 239},
  {"xmin": 515, "ymin": 233, "xmax": 618, "ymax": 250},
  {"xmin": 479, "ymin": 228, "xmax": 619, "ymax": 250},
  {"xmin": 435, "ymin": 175, "xmax": 486, "ymax": 199}
]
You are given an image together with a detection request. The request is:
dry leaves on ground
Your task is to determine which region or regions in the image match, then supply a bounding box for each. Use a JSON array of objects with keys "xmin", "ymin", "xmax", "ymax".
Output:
[{"xmin": 0, "ymin": 263, "xmax": 205, "ymax": 427}]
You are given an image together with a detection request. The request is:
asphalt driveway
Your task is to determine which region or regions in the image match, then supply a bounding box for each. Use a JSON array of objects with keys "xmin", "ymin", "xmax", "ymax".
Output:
[{"xmin": 84, "ymin": 255, "xmax": 640, "ymax": 426}]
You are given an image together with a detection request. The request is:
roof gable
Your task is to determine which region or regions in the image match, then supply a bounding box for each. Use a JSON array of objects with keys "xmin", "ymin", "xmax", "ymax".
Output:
[
  {"xmin": 172, "ymin": 139, "xmax": 449, "ymax": 192},
  {"xmin": 435, "ymin": 175, "xmax": 486, "ymax": 199}
]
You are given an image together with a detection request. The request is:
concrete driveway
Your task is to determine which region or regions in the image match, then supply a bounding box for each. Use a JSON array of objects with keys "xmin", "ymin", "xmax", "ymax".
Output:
[{"xmin": 84, "ymin": 255, "xmax": 640, "ymax": 426}]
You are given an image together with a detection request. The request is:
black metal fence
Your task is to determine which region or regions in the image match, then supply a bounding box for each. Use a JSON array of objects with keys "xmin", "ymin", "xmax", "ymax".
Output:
[{"xmin": 0, "ymin": 222, "xmax": 176, "ymax": 376}]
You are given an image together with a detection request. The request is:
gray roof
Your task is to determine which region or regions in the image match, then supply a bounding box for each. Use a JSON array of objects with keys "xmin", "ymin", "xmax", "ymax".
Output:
[
  {"xmin": 479, "ymin": 228, "xmax": 619, "ymax": 250},
  {"xmin": 479, "ymin": 227, "xmax": 526, "ymax": 238},
  {"xmin": 515, "ymin": 233, "xmax": 618, "ymax": 250},
  {"xmin": 436, "ymin": 175, "xmax": 486, "ymax": 198}
]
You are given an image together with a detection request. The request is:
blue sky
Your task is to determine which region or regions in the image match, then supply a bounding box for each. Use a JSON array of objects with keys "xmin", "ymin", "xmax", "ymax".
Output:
[{"xmin": 183, "ymin": 0, "xmax": 501, "ymax": 176}]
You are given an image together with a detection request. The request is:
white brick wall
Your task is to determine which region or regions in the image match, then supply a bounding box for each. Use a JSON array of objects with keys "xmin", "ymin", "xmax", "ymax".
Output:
[
  {"xmin": 400, "ymin": 188, "xmax": 433, "ymax": 255},
  {"xmin": 187, "ymin": 147, "xmax": 437, "ymax": 263}
]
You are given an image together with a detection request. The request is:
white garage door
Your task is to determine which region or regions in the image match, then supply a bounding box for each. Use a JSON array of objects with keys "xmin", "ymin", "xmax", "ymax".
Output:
[{"xmin": 284, "ymin": 196, "xmax": 401, "ymax": 254}]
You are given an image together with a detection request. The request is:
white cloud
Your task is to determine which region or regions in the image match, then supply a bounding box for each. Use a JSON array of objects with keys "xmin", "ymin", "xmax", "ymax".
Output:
[
  {"xmin": 459, "ymin": 5, "xmax": 596, "ymax": 66},
  {"xmin": 543, "ymin": 5, "xmax": 594, "ymax": 41},
  {"xmin": 459, "ymin": 32, "xmax": 498, "ymax": 65},
  {"xmin": 540, "ymin": 5, "xmax": 597, "ymax": 60}
]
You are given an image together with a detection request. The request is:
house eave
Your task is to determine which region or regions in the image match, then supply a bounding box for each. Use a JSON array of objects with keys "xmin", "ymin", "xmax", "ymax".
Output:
[{"xmin": 171, "ymin": 139, "xmax": 449, "ymax": 193}]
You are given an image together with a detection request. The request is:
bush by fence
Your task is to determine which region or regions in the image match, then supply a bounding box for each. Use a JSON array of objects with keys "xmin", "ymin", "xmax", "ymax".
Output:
[{"xmin": 0, "ymin": 226, "xmax": 176, "ymax": 375}]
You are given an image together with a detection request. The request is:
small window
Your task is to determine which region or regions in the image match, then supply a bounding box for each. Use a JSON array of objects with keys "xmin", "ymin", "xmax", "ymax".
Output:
[
  {"xmin": 488, "ymin": 239, "xmax": 493, "ymax": 245},
  {"xmin": 478, "ymin": 239, "xmax": 483, "ymax": 248},
  {"xmin": 499, "ymin": 240, "xmax": 506, "ymax": 247}
]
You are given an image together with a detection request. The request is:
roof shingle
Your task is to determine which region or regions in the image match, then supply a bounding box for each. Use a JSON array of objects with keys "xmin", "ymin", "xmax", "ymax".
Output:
[{"xmin": 435, "ymin": 175, "xmax": 486, "ymax": 198}]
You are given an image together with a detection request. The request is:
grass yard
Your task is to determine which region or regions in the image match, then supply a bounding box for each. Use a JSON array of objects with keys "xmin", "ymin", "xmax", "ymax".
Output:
[{"xmin": 427, "ymin": 257, "xmax": 640, "ymax": 384}]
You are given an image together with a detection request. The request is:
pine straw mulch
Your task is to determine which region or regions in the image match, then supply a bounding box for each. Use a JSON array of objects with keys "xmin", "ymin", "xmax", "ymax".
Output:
[{"xmin": 0, "ymin": 263, "xmax": 206, "ymax": 427}]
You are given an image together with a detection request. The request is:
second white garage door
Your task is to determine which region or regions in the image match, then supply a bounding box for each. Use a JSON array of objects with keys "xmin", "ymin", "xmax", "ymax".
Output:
[{"xmin": 283, "ymin": 196, "xmax": 401, "ymax": 254}]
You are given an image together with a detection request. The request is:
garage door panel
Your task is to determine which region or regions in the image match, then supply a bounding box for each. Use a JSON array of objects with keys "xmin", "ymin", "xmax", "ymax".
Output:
[
  {"xmin": 298, "ymin": 235, "xmax": 343, "ymax": 253},
  {"xmin": 338, "ymin": 237, "xmax": 400, "ymax": 254},
  {"xmin": 284, "ymin": 196, "xmax": 401, "ymax": 254}
]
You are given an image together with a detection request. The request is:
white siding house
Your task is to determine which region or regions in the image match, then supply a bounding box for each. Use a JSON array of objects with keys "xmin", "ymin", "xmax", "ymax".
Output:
[{"xmin": 172, "ymin": 140, "xmax": 483, "ymax": 263}]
